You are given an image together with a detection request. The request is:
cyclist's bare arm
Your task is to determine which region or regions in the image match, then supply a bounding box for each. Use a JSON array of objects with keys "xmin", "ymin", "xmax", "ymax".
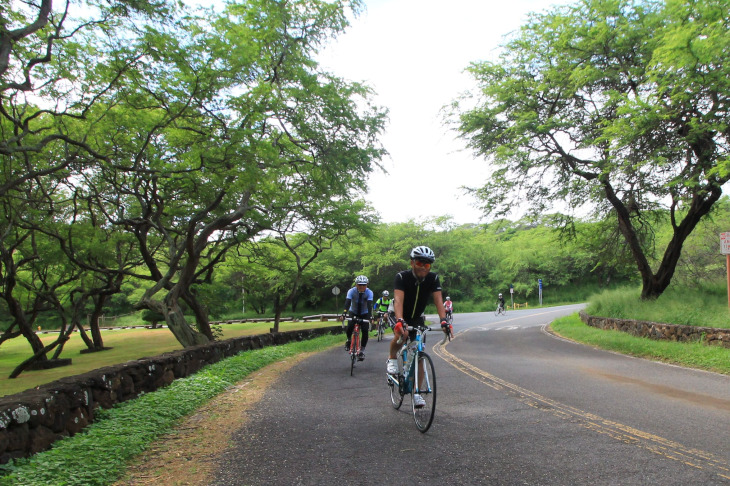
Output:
[{"xmin": 433, "ymin": 290, "xmax": 446, "ymax": 321}]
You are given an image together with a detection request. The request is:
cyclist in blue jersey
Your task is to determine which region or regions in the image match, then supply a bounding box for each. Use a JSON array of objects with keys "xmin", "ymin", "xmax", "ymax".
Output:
[
  {"xmin": 340, "ymin": 275, "xmax": 374, "ymax": 360},
  {"xmin": 387, "ymin": 246, "xmax": 448, "ymax": 407}
]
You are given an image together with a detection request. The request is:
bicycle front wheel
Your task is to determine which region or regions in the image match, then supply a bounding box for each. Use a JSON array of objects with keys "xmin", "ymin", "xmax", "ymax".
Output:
[
  {"xmin": 389, "ymin": 352, "xmax": 404, "ymax": 409},
  {"xmin": 350, "ymin": 331, "xmax": 360, "ymax": 376},
  {"xmin": 412, "ymin": 352, "xmax": 436, "ymax": 433}
]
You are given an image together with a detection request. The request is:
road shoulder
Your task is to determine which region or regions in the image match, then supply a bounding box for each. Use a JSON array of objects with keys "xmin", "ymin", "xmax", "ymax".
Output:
[{"xmin": 112, "ymin": 353, "xmax": 313, "ymax": 486}]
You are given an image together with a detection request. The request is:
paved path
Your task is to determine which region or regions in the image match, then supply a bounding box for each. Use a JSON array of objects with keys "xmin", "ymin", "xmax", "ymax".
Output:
[{"xmin": 211, "ymin": 305, "xmax": 730, "ymax": 485}]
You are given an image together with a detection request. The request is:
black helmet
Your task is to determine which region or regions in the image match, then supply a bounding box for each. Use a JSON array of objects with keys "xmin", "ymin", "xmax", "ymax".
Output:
[{"xmin": 410, "ymin": 246, "xmax": 435, "ymax": 263}]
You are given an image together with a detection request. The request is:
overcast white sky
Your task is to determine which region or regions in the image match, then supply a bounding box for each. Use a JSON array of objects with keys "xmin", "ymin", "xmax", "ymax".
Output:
[{"xmin": 318, "ymin": 0, "xmax": 572, "ymax": 225}]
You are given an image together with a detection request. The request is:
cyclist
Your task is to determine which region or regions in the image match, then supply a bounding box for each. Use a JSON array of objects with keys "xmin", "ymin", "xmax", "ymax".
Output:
[
  {"xmin": 373, "ymin": 290, "xmax": 392, "ymax": 334},
  {"xmin": 387, "ymin": 246, "xmax": 448, "ymax": 407},
  {"xmin": 444, "ymin": 296, "xmax": 453, "ymax": 319},
  {"xmin": 443, "ymin": 296, "xmax": 454, "ymax": 338},
  {"xmin": 340, "ymin": 275, "xmax": 374, "ymax": 360},
  {"xmin": 497, "ymin": 293, "xmax": 505, "ymax": 312}
]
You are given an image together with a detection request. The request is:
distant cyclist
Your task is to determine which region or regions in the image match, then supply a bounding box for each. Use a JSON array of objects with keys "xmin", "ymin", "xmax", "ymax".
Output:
[
  {"xmin": 373, "ymin": 290, "xmax": 392, "ymax": 333},
  {"xmin": 340, "ymin": 275, "xmax": 373, "ymax": 360},
  {"xmin": 444, "ymin": 296, "xmax": 453, "ymax": 319},
  {"xmin": 497, "ymin": 293, "xmax": 505, "ymax": 312},
  {"xmin": 443, "ymin": 296, "xmax": 454, "ymax": 338}
]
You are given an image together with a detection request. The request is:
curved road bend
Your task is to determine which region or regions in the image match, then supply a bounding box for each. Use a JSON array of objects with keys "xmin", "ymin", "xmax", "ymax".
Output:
[{"xmin": 212, "ymin": 305, "xmax": 730, "ymax": 485}]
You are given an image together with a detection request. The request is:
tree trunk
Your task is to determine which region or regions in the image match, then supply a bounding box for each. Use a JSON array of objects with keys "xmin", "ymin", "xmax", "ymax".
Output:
[
  {"xmin": 602, "ymin": 177, "xmax": 722, "ymax": 300},
  {"xmin": 151, "ymin": 293, "xmax": 209, "ymax": 347},
  {"xmin": 639, "ymin": 188, "xmax": 722, "ymax": 299},
  {"xmin": 183, "ymin": 290, "xmax": 214, "ymax": 340},
  {"xmin": 88, "ymin": 294, "xmax": 107, "ymax": 350},
  {"xmin": 8, "ymin": 296, "xmax": 49, "ymax": 363},
  {"xmin": 70, "ymin": 293, "xmax": 100, "ymax": 351},
  {"xmin": 9, "ymin": 334, "xmax": 70, "ymax": 378},
  {"xmin": 272, "ymin": 294, "xmax": 282, "ymax": 333}
]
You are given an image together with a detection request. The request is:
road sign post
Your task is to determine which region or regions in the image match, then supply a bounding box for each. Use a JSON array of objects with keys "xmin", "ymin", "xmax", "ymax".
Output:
[
  {"xmin": 721, "ymin": 233, "xmax": 730, "ymax": 309},
  {"xmin": 332, "ymin": 286, "xmax": 341, "ymax": 313},
  {"xmin": 510, "ymin": 284, "xmax": 514, "ymax": 308},
  {"xmin": 538, "ymin": 278, "xmax": 543, "ymax": 306}
]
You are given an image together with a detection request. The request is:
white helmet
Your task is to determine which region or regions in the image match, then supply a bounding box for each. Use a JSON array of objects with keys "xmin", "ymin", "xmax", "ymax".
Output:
[
  {"xmin": 410, "ymin": 245, "xmax": 435, "ymax": 263},
  {"xmin": 446, "ymin": 297, "xmax": 451, "ymax": 301},
  {"xmin": 498, "ymin": 293, "xmax": 503, "ymax": 297},
  {"xmin": 355, "ymin": 275, "xmax": 369, "ymax": 285},
  {"xmin": 382, "ymin": 290, "xmax": 389, "ymax": 297}
]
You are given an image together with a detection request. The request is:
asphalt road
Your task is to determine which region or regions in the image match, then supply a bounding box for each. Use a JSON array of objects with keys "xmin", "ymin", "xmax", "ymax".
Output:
[{"xmin": 210, "ymin": 304, "xmax": 730, "ymax": 485}]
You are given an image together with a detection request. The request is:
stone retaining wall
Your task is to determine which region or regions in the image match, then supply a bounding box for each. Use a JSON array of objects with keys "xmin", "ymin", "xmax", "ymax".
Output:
[
  {"xmin": 579, "ymin": 311, "xmax": 730, "ymax": 347},
  {"xmin": 0, "ymin": 326, "xmax": 342, "ymax": 464}
]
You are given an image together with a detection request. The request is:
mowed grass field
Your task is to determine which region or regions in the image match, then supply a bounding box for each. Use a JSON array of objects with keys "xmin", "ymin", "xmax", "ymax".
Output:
[{"xmin": 0, "ymin": 320, "xmax": 339, "ymax": 397}]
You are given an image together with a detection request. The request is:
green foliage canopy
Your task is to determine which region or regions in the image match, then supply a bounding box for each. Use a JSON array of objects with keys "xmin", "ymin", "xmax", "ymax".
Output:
[{"xmin": 453, "ymin": 0, "xmax": 730, "ymax": 299}]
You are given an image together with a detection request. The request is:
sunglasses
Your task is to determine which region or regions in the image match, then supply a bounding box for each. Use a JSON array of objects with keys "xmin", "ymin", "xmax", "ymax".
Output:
[{"xmin": 413, "ymin": 259, "xmax": 432, "ymax": 269}]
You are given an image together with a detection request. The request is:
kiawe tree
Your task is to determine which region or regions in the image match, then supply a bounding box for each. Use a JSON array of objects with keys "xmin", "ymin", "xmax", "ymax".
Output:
[
  {"xmin": 88, "ymin": 0, "xmax": 386, "ymax": 347},
  {"xmin": 2, "ymin": 0, "xmax": 386, "ymax": 362},
  {"xmin": 453, "ymin": 0, "xmax": 730, "ymax": 299}
]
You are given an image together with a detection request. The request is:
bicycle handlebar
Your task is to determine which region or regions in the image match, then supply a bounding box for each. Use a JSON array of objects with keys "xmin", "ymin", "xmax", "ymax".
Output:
[{"xmin": 403, "ymin": 325, "xmax": 430, "ymax": 331}]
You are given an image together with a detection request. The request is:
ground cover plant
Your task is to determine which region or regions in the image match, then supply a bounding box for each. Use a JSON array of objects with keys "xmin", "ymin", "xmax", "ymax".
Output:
[
  {"xmin": 586, "ymin": 285, "xmax": 730, "ymax": 329},
  {"xmin": 550, "ymin": 314, "xmax": 730, "ymax": 375}
]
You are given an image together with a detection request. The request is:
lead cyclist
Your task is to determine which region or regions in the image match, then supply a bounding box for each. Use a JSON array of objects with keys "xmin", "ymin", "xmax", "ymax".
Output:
[{"xmin": 387, "ymin": 246, "xmax": 448, "ymax": 407}]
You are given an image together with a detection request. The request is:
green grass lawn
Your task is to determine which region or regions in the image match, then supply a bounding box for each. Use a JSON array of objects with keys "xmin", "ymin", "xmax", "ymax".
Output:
[{"xmin": 0, "ymin": 320, "xmax": 339, "ymax": 397}]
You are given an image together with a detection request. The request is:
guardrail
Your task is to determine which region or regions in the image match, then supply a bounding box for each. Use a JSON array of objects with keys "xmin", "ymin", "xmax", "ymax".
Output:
[
  {"xmin": 302, "ymin": 314, "xmax": 342, "ymax": 322},
  {"xmin": 35, "ymin": 317, "xmax": 299, "ymax": 334}
]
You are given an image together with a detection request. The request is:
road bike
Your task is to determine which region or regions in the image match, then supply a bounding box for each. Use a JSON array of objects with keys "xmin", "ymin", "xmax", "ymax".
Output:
[
  {"xmin": 347, "ymin": 317, "xmax": 370, "ymax": 376},
  {"xmin": 441, "ymin": 312, "xmax": 454, "ymax": 344},
  {"xmin": 386, "ymin": 325, "xmax": 437, "ymax": 432},
  {"xmin": 374, "ymin": 312, "xmax": 385, "ymax": 342},
  {"xmin": 375, "ymin": 312, "xmax": 393, "ymax": 342},
  {"xmin": 495, "ymin": 304, "xmax": 507, "ymax": 316}
]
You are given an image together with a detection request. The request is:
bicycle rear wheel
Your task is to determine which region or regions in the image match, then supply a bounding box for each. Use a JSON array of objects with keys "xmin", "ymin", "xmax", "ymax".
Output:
[{"xmin": 412, "ymin": 352, "xmax": 436, "ymax": 433}]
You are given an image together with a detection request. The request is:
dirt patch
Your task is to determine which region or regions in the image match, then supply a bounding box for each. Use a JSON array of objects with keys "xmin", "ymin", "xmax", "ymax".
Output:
[{"xmin": 112, "ymin": 353, "xmax": 313, "ymax": 486}]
